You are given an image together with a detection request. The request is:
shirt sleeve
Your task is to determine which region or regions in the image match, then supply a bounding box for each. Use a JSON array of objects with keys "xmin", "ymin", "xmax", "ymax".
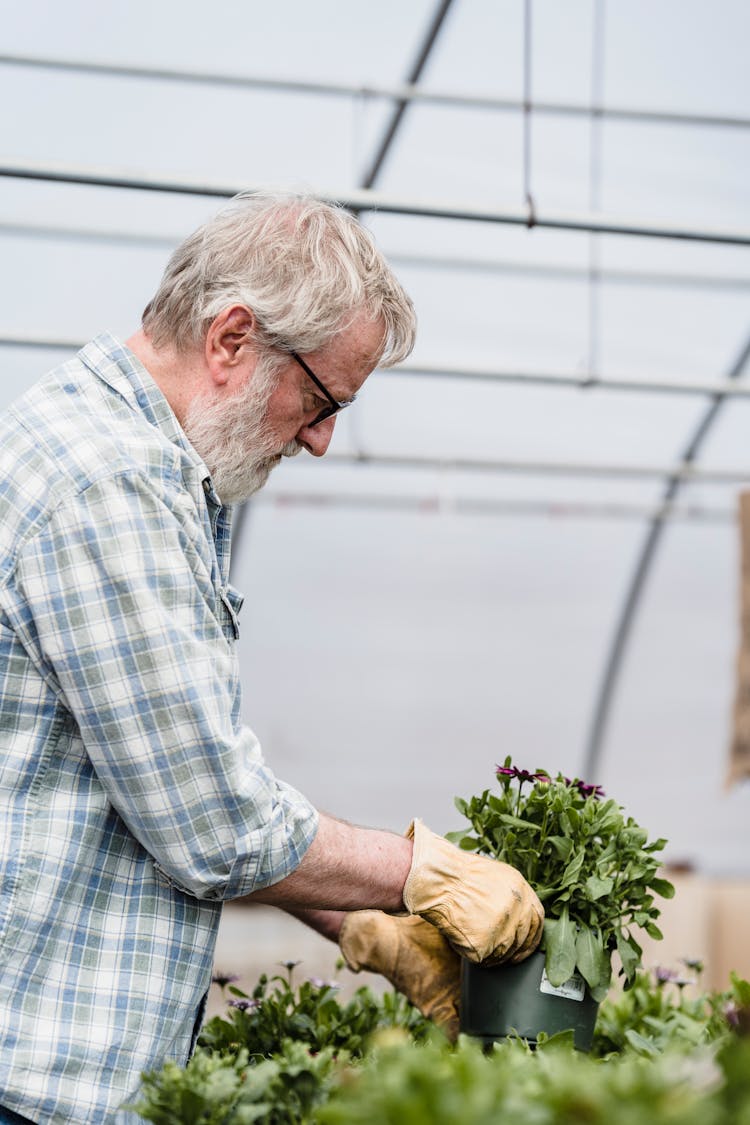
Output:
[{"xmin": 11, "ymin": 467, "xmax": 319, "ymax": 900}]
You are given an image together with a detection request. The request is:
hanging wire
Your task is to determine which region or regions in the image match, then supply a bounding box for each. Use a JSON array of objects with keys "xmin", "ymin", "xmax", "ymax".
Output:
[
  {"xmin": 586, "ymin": 0, "xmax": 607, "ymax": 382},
  {"xmin": 522, "ymin": 0, "xmax": 537, "ymax": 226}
]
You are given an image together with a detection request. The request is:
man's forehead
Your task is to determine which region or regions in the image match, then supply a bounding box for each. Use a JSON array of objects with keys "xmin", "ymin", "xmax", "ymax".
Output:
[{"xmin": 333, "ymin": 311, "xmax": 386, "ymax": 367}]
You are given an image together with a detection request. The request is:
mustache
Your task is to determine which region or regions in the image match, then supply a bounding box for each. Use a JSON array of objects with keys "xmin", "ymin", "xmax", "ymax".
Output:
[{"xmin": 279, "ymin": 440, "xmax": 302, "ymax": 459}]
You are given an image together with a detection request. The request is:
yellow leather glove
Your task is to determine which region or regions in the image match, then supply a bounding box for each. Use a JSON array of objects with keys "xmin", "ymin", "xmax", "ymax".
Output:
[
  {"xmin": 339, "ymin": 910, "xmax": 461, "ymax": 1040},
  {"xmin": 402, "ymin": 819, "xmax": 544, "ymax": 966}
]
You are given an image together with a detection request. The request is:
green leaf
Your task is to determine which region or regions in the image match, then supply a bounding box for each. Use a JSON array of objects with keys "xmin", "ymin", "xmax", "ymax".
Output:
[
  {"xmin": 560, "ymin": 849, "xmax": 585, "ymax": 888},
  {"xmin": 544, "ymin": 835, "xmax": 573, "ymax": 861},
  {"xmin": 593, "ymin": 801, "xmax": 624, "ymax": 833},
  {"xmin": 498, "ymin": 813, "xmax": 540, "ymax": 831},
  {"xmin": 584, "ymin": 874, "xmax": 614, "ymax": 901},
  {"xmin": 650, "ymin": 877, "xmax": 675, "ymax": 899},
  {"xmin": 574, "ymin": 925, "xmax": 610, "ymax": 991},
  {"xmin": 616, "ymin": 931, "xmax": 642, "ymax": 983},
  {"xmin": 644, "ymin": 922, "xmax": 664, "ymax": 941},
  {"xmin": 589, "ymin": 972, "xmax": 612, "ymax": 1003},
  {"xmin": 731, "ymin": 972, "xmax": 750, "ymax": 1006},
  {"xmin": 624, "ymin": 1029, "xmax": 660, "ymax": 1057},
  {"xmin": 449, "ymin": 834, "xmax": 480, "ymax": 851},
  {"xmin": 544, "ymin": 907, "xmax": 576, "ymax": 987}
]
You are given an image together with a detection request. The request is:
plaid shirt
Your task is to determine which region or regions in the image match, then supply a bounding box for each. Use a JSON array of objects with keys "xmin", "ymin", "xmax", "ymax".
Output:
[{"xmin": 0, "ymin": 334, "xmax": 318, "ymax": 1123}]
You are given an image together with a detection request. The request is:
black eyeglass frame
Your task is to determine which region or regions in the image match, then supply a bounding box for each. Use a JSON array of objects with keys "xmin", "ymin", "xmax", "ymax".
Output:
[{"xmin": 290, "ymin": 350, "xmax": 356, "ymax": 429}]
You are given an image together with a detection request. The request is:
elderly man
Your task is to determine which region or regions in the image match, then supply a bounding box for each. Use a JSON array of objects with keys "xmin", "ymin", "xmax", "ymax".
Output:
[{"xmin": 0, "ymin": 192, "xmax": 543, "ymax": 1123}]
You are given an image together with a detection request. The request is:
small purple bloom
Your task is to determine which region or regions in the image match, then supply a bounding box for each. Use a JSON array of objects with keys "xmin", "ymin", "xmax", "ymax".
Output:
[
  {"xmin": 307, "ymin": 976, "xmax": 340, "ymax": 990},
  {"xmin": 228, "ymin": 998, "xmax": 260, "ymax": 1012},
  {"xmin": 577, "ymin": 781, "xmax": 606, "ymax": 799},
  {"xmin": 655, "ymin": 966, "xmax": 693, "ymax": 987},
  {"xmin": 212, "ymin": 972, "xmax": 240, "ymax": 988},
  {"xmin": 724, "ymin": 1001, "xmax": 740, "ymax": 1030},
  {"xmin": 494, "ymin": 765, "xmax": 542, "ymax": 784},
  {"xmin": 681, "ymin": 957, "xmax": 704, "ymax": 974},
  {"xmin": 278, "ymin": 960, "xmax": 302, "ymax": 972}
]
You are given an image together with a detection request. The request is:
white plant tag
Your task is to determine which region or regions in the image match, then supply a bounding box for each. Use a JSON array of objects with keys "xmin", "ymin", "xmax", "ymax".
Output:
[{"xmin": 539, "ymin": 968, "xmax": 586, "ymax": 1002}]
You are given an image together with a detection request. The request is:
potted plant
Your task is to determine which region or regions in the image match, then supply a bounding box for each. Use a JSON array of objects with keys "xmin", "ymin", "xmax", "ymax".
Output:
[{"xmin": 447, "ymin": 758, "xmax": 675, "ymax": 1050}]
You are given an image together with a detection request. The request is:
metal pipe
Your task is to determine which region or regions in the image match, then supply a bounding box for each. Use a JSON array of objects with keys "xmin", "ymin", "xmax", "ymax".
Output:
[
  {"xmin": 0, "ymin": 51, "xmax": 747, "ymax": 130},
  {"xmin": 321, "ymin": 450, "xmax": 750, "ymax": 484},
  {"xmin": 5, "ymin": 335, "xmax": 750, "ymax": 400},
  {"xmin": 257, "ymin": 489, "xmax": 733, "ymax": 523},
  {"xmin": 388, "ymin": 253, "xmax": 750, "ymax": 292},
  {"xmin": 0, "ymin": 336, "xmax": 84, "ymax": 351},
  {"xmin": 359, "ymin": 0, "xmax": 456, "ymax": 189},
  {"xmin": 1, "ymin": 162, "xmax": 749, "ymax": 245},
  {"xmin": 391, "ymin": 360, "xmax": 750, "ymax": 398},
  {"xmin": 3, "ymin": 222, "xmax": 748, "ymax": 290}
]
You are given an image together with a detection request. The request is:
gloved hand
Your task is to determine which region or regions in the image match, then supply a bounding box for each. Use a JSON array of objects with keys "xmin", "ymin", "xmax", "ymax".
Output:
[
  {"xmin": 402, "ymin": 819, "xmax": 544, "ymax": 966},
  {"xmin": 339, "ymin": 910, "xmax": 461, "ymax": 1040}
]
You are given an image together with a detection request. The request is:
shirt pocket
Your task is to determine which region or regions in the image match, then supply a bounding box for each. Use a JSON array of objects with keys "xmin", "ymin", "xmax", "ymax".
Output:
[{"xmin": 217, "ymin": 583, "xmax": 244, "ymax": 641}]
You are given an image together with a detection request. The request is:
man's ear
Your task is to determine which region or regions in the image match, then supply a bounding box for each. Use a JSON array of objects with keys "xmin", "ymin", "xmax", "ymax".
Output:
[{"xmin": 205, "ymin": 305, "xmax": 257, "ymax": 386}]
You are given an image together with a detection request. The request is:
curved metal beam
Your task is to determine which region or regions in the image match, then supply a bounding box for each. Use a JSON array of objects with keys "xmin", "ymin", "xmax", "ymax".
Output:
[{"xmin": 581, "ymin": 327, "xmax": 750, "ymax": 781}]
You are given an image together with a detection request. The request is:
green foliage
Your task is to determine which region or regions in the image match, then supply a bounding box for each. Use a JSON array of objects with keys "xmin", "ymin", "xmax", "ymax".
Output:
[
  {"xmin": 447, "ymin": 758, "xmax": 674, "ymax": 997},
  {"xmin": 198, "ymin": 974, "xmax": 430, "ymax": 1060},
  {"xmin": 716, "ymin": 1032, "xmax": 750, "ymax": 1125},
  {"xmin": 317, "ymin": 1034, "xmax": 726, "ymax": 1125},
  {"xmin": 132, "ymin": 967, "xmax": 750, "ymax": 1124},
  {"xmin": 593, "ymin": 966, "xmax": 744, "ymax": 1057},
  {"xmin": 130, "ymin": 1040, "xmax": 342, "ymax": 1125}
]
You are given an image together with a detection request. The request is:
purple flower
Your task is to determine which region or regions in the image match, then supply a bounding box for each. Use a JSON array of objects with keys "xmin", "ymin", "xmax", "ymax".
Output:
[
  {"xmin": 278, "ymin": 960, "xmax": 302, "ymax": 972},
  {"xmin": 724, "ymin": 1001, "xmax": 740, "ymax": 1030},
  {"xmin": 228, "ymin": 998, "xmax": 260, "ymax": 1012},
  {"xmin": 307, "ymin": 976, "xmax": 340, "ymax": 990},
  {"xmin": 495, "ymin": 765, "xmax": 542, "ymax": 784},
  {"xmin": 655, "ymin": 966, "xmax": 693, "ymax": 987},
  {"xmin": 576, "ymin": 781, "xmax": 606, "ymax": 799},
  {"xmin": 681, "ymin": 957, "xmax": 704, "ymax": 974},
  {"xmin": 212, "ymin": 972, "xmax": 240, "ymax": 988}
]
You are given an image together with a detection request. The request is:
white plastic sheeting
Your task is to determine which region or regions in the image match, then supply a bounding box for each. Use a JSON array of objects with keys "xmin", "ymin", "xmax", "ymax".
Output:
[{"xmin": 1, "ymin": 0, "xmax": 749, "ymax": 872}]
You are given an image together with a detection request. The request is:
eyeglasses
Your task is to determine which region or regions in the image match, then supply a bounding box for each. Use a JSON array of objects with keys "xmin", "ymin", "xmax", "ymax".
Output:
[{"xmin": 290, "ymin": 350, "xmax": 356, "ymax": 429}]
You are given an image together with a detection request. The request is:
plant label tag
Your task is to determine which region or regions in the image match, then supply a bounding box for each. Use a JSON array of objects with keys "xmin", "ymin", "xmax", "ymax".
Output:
[{"xmin": 539, "ymin": 968, "xmax": 586, "ymax": 1002}]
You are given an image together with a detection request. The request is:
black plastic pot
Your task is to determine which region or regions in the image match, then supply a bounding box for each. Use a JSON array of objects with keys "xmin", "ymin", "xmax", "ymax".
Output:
[{"xmin": 460, "ymin": 950, "xmax": 600, "ymax": 1051}]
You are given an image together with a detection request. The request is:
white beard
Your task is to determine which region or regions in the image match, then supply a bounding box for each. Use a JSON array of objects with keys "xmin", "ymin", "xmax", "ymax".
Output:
[{"xmin": 183, "ymin": 359, "xmax": 301, "ymax": 504}]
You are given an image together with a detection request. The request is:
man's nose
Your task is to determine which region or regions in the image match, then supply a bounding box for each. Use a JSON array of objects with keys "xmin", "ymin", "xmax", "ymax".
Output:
[{"xmin": 297, "ymin": 416, "xmax": 336, "ymax": 456}]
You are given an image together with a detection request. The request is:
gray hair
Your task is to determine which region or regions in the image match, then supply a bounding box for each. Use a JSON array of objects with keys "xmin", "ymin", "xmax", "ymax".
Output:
[{"xmin": 142, "ymin": 190, "xmax": 416, "ymax": 366}]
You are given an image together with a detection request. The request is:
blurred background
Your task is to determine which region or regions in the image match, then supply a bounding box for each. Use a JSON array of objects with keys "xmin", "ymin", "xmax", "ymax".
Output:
[{"xmin": 2, "ymin": 0, "xmax": 749, "ymax": 994}]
